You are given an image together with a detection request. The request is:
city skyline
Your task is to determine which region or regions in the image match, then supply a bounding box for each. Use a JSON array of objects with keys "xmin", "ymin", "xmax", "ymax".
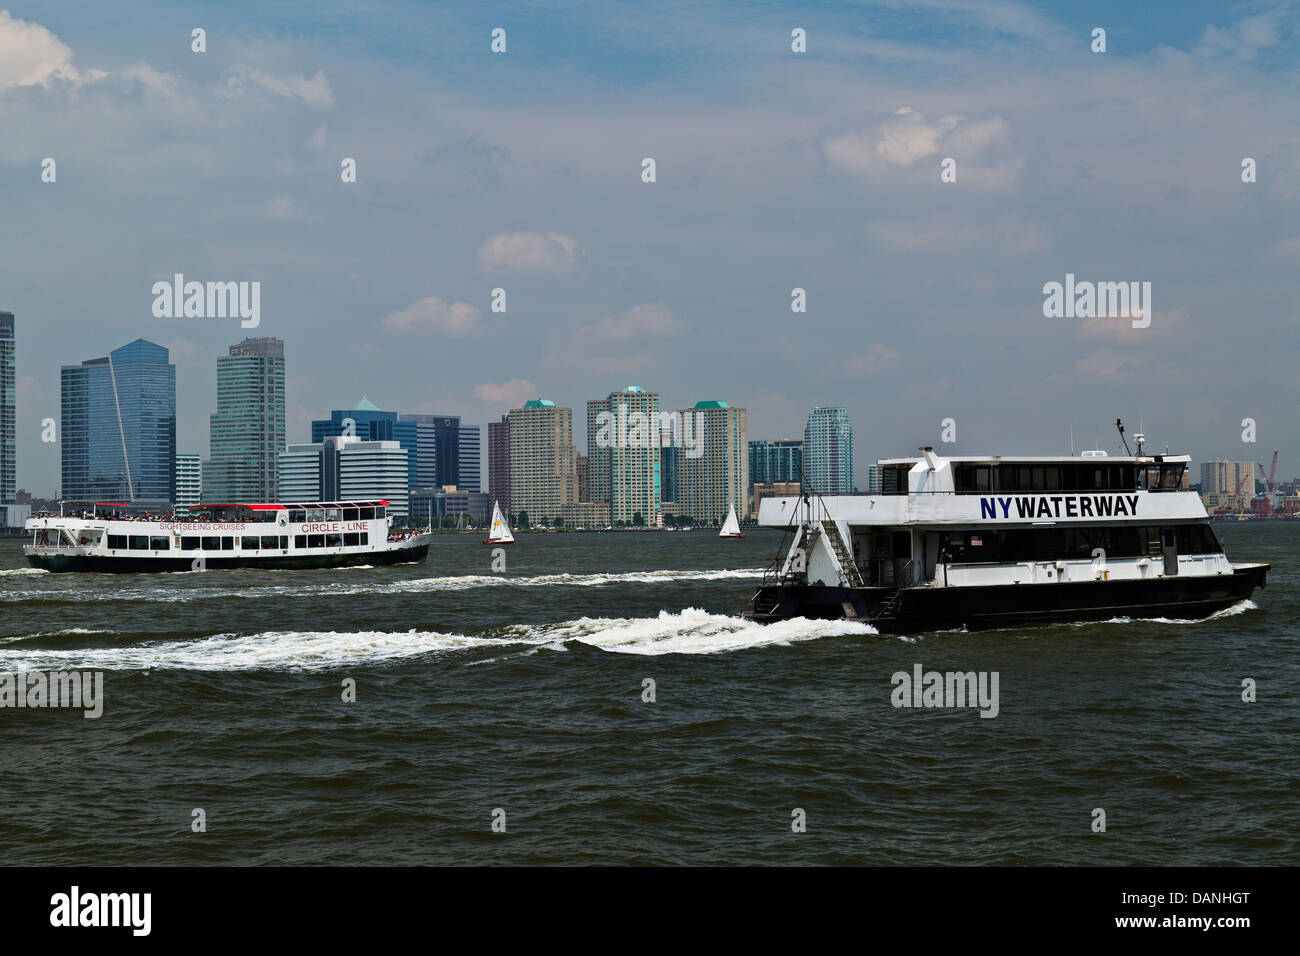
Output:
[{"xmin": 2, "ymin": 2, "xmax": 1296, "ymax": 499}]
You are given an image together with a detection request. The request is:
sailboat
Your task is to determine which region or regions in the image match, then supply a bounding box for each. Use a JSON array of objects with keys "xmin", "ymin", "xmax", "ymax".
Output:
[
  {"xmin": 483, "ymin": 501, "xmax": 515, "ymax": 545},
  {"xmin": 719, "ymin": 504, "xmax": 744, "ymax": 539}
]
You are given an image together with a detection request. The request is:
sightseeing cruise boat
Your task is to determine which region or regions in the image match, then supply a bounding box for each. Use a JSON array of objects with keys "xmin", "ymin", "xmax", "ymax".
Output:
[
  {"xmin": 24, "ymin": 500, "xmax": 432, "ymax": 572},
  {"xmin": 742, "ymin": 435, "xmax": 1269, "ymax": 632}
]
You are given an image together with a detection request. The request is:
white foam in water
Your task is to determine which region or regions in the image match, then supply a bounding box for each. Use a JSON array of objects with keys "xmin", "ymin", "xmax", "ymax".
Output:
[
  {"xmin": 0, "ymin": 608, "xmax": 878, "ymax": 670},
  {"xmin": 536, "ymin": 607, "xmax": 879, "ymax": 656},
  {"xmin": 1095, "ymin": 599, "xmax": 1258, "ymax": 627},
  {"xmin": 0, "ymin": 567, "xmax": 766, "ymax": 604}
]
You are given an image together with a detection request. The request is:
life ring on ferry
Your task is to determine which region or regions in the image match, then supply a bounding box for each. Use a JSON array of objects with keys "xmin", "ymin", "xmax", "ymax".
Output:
[{"xmin": 277, "ymin": 513, "xmax": 288, "ymax": 528}]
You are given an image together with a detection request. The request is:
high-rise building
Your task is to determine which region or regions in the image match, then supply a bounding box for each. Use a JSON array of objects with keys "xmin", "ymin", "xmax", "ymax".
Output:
[
  {"xmin": 487, "ymin": 415, "xmax": 511, "ymax": 515},
  {"xmin": 803, "ymin": 406, "xmax": 854, "ymax": 494},
  {"xmin": 204, "ymin": 337, "xmax": 285, "ymax": 502},
  {"xmin": 507, "ymin": 399, "xmax": 577, "ymax": 525},
  {"xmin": 278, "ymin": 435, "xmax": 409, "ymax": 519},
  {"xmin": 175, "ymin": 454, "xmax": 203, "ymax": 510},
  {"xmin": 864, "ymin": 464, "xmax": 883, "ymax": 495},
  {"xmin": 0, "ymin": 311, "xmax": 14, "ymax": 504},
  {"xmin": 586, "ymin": 385, "xmax": 661, "ymax": 525},
  {"xmin": 458, "ymin": 424, "xmax": 481, "ymax": 493},
  {"xmin": 61, "ymin": 339, "xmax": 176, "ymax": 505},
  {"xmin": 679, "ymin": 400, "xmax": 748, "ymax": 523},
  {"xmin": 748, "ymin": 438, "xmax": 802, "ymax": 492},
  {"xmin": 575, "ymin": 453, "xmax": 588, "ymax": 502},
  {"xmin": 399, "ymin": 414, "xmax": 461, "ymax": 489},
  {"xmin": 659, "ymin": 441, "xmax": 680, "ymax": 504},
  {"xmin": 315, "ymin": 397, "xmax": 418, "ymax": 493},
  {"xmin": 1200, "ymin": 460, "xmax": 1256, "ymax": 497}
]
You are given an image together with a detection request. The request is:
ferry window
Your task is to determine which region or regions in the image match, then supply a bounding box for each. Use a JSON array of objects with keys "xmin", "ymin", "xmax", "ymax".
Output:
[
  {"xmin": 1176, "ymin": 525, "xmax": 1222, "ymax": 554},
  {"xmin": 1032, "ymin": 527, "xmax": 1057, "ymax": 561},
  {"xmin": 325, "ymin": 508, "xmax": 342, "ymax": 521},
  {"xmin": 343, "ymin": 508, "xmax": 359, "ymax": 521},
  {"xmin": 181, "ymin": 536, "xmax": 199, "ymax": 550},
  {"xmin": 955, "ymin": 467, "xmax": 976, "ymax": 493},
  {"xmin": 108, "ymin": 534, "xmax": 127, "ymax": 549},
  {"xmin": 1144, "ymin": 528, "xmax": 1163, "ymax": 557},
  {"xmin": 974, "ymin": 467, "xmax": 991, "ymax": 492},
  {"xmin": 1044, "ymin": 467, "xmax": 1061, "ymax": 490},
  {"xmin": 1059, "ymin": 528, "xmax": 1092, "ymax": 559},
  {"xmin": 1157, "ymin": 464, "xmax": 1184, "ymax": 491},
  {"xmin": 279, "ymin": 536, "xmax": 288, "ymax": 549},
  {"xmin": 375, "ymin": 507, "xmax": 386, "ymax": 518},
  {"xmin": 294, "ymin": 535, "xmax": 307, "ymax": 549},
  {"xmin": 892, "ymin": 531, "xmax": 911, "ymax": 559},
  {"xmin": 326, "ymin": 533, "xmax": 343, "ymax": 548},
  {"xmin": 360, "ymin": 533, "xmax": 369, "ymax": 546},
  {"xmin": 202, "ymin": 536, "xmax": 220, "ymax": 549},
  {"xmin": 242, "ymin": 537, "xmax": 259, "ymax": 550},
  {"xmin": 289, "ymin": 510, "xmax": 306, "ymax": 523},
  {"xmin": 344, "ymin": 533, "xmax": 359, "ymax": 546},
  {"xmin": 358, "ymin": 507, "xmax": 374, "ymax": 519},
  {"xmin": 307, "ymin": 509, "xmax": 324, "ymax": 522},
  {"xmin": 222, "ymin": 537, "xmax": 235, "ymax": 550},
  {"xmin": 129, "ymin": 536, "xmax": 149, "ymax": 550},
  {"xmin": 261, "ymin": 536, "xmax": 280, "ymax": 549},
  {"xmin": 308, "ymin": 535, "xmax": 325, "ymax": 548},
  {"xmin": 150, "ymin": 537, "xmax": 169, "ymax": 551}
]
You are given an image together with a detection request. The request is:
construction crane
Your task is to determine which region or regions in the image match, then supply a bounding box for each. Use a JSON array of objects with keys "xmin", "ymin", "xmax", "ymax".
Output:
[{"xmin": 1255, "ymin": 451, "xmax": 1280, "ymax": 516}]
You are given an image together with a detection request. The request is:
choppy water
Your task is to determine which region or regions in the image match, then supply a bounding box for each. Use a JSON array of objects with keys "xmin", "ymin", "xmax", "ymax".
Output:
[{"xmin": 1, "ymin": 526, "xmax": 1295, "ymax": 865}]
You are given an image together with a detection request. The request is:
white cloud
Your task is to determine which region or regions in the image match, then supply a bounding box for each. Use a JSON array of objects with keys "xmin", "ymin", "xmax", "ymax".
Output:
[
  {"xmin": 266, "ymin": 196, "xmax": 301, "ymax": 220},
  {"xmin": 217, "ymin": 65, "xmax": 333, "ymax": 108},
  {"xmin": 163, "ymin": 337, "xmax": 200, "ymax": 362},
  {"xmin": 0, "ymin": 9, "xmax": 100, "ymax": 92},
  {"xmin": 474, "ymin": 378, "xmax": 539, "ymax": 407},
  {"xmin": 588, "ymin": 303, "xmax": 685, "ymax": 341},
  {"xmin": 120, "ymin": 62, "xmax": 177, "ymax": 96},
  {"xmin": 382, "ymin": 297, "xmax": 481, "ymax": 336},
  {"xmin": 1074, "ymin": 349, "xmax": 1152, "ymax": 383},
  {"xmin": 846, "ymin": 344, "xmax": 902, "ymax": 373},
  {"xmin": 475, "ymin": 232, "xmax": 586, "ymax": 276}
]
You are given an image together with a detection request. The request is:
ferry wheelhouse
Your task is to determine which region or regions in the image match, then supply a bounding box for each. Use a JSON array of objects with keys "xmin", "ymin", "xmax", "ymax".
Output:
[
  {"xmin": 24, "ymin": 500, "xmax": 431, "ymax": 573},
  {"xmin": 743, "ymin": 445, "xmax": 1268, "ymax": 632}
]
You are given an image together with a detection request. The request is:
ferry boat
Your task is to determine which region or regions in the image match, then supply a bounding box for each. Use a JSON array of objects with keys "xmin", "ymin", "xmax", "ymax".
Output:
[
  {"xmin": 24, "ymin": 500, "xmax": 432, "ymax": 573},
  {"xmin": 742, "ymin": 438, "xmax": 1269, "ymax": 632}
]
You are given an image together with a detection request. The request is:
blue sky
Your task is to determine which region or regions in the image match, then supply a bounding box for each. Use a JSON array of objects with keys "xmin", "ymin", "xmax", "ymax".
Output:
[{"xmin": 2, "ymin": 0, "xmax": 1298, "ymax": 494}]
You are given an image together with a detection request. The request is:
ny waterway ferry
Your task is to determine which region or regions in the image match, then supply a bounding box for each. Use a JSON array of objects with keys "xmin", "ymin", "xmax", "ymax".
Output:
[
  {"xmin": 743, "ymin": 438, "xmax": 1269, "ymax": 632},
  {"xmin": 24, "ymin": 500, "xmax": 431, "ymax": 572}
]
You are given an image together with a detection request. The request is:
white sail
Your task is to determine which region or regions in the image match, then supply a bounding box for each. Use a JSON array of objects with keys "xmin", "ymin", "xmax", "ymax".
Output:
[
  {"xmin": 486, "ymin": 501, "xmax": 514, "ymax": 543},
  {"xmin": 719, "ymin": 504, "xmax": 742, "ymax": 537}
]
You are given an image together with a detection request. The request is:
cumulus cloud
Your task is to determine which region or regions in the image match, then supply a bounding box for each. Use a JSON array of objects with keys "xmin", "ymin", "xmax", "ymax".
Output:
[
  {"xmin": 0, "ymin": 9, "xmax": 104, "ymax": 92},
  {"xmin": 846, "ymin": 344, "xmax": 902, "ymax": 373},
  {"xmin": 588, "ymin": 303, "xmax": 685, "ymax": 341},
  {"xmin": 475, "ymin": 232, "xmax": 586, "ymax": 276},
  {"xmin": 383, "ymin": 297, "xmax": 482, "ymax": 336},
  {"xmin": 163, "ymin": 337, "xmax": 200, "ymax": 362},
  {"xmin": 120, "ymin": 62, "xmax": 177, "ymax": 96},
  {"xmin": 217, "ymin": 65, "xmax": 333, "ymax": 108},
  {"xmin": 1074, "ymin": 350, "xmax": 1152, "ymax": 383},
  {"xmin": 474, "ymin": 378, "xmax": 539, "ymax": 407}
]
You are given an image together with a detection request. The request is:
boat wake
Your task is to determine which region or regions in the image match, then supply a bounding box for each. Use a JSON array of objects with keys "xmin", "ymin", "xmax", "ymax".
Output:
[
  {"xmin": 0, "ymin": 567, "xmax": 766, "ymax": 604},
  {"xmin": 0, "ymin": 608, "xmax": 878, "ymax": 671}
]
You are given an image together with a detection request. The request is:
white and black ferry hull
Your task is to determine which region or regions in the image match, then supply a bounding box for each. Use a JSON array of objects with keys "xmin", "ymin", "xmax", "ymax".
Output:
[
  {"xmin": 25, "ymin": 540, "xmax": 430, "ymax": 573},
  {"xmin": 743, "ymin": 564, "xmax": 1269, "ymax": 633}
]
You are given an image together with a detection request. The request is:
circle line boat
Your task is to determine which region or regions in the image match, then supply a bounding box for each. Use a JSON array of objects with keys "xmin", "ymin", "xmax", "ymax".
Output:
[
  {"xmin": 743, "ymin": 440, "xmax": 1269, "ymax": 632},
  {"xmin": 24, "ymin": 500, "xmax": 432, "ymax": 573}
]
